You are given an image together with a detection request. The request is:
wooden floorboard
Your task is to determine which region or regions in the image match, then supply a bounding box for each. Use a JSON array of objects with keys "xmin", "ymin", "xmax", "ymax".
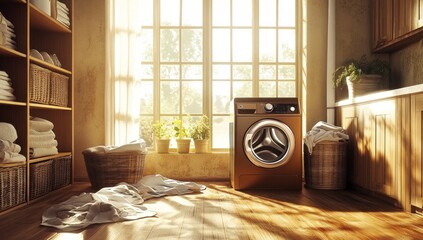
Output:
[{"xmin": 0, "ymin": 181, "xmax": 422, "ymax": 240}]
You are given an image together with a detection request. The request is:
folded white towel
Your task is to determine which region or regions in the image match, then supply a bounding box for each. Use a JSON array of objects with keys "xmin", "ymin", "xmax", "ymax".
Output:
[
  {"xmin": 57, "ymin": 1, "xmax": 69, "ymax": 12},
  {"xmin": 0, "ymin": 79, "xmax": 11, "ymax": 87},
  {"xmin": 0, "ymin": 139, "xmax": 21, "ymax": 153},
  {"xmin": 30, "ymin": 139, "xmax": 57, "ymax": 148},
  {"xmin": 0, "ymin": 88, "xmax": 14, "ymax": 97},
  {"xmin": 30, "ymin": 117, "xmax": 54, "ymax": 132},
  {"xmin": 57, "ymin": 16, "xmax": 70, "ymax": 26},
  {"xmin": 304, "ymin": 121, "xmax": 349, "ymax": 154},
  {"xmin": 0, "ymin": 83, "xmax": 13, "ymax": 91},
  {"xmin": 0, "ymin": 94, "xmax": 15, "ymax": 101},
  {"xmin": 0, "ymin": 151, "xmax": 26, "ymax": 163},
  {"xmin": 29, "ymin": 130, "xmax": 56, "ymax": 142},
  {"xmin": 30, "ymin": 147, "xmax": 58, "ymax": 158},
  {"xmin": 0, "ymin": 122, "xmax": 17, "ymax": 142},
  {"xmin": 0, "ymin": 71, "xmax": 8, "ymax": 78},
  {"xmin": 57, "ymin": 10, "xmax": 69, "ymax": 20}
]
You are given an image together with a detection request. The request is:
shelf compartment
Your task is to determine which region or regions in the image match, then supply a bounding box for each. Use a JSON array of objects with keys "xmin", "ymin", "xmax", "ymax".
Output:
[
  {"xmin": 29, "ymin": 152, "xmax": 71, "ymax": 164},
  {"xmin": 29, "ymin": 57, "xmax": 71, "ymax": 75},
  {"xmin": 30, "ymin": 4, "xmax": 71, "ymax": 33}
]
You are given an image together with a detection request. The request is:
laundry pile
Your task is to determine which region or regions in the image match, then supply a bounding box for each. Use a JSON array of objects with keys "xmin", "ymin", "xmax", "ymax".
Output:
[
  {"xmin": 29, "ymin": 117, "xmax": 58, "ymax": 158},
  {"xmin": 304, "ymin": 121, "xmax": 349, "ymax": 154},
  {"xmin": 0, "ymin": 122, "xmax": 25, "ymax": 164},
  {"xmin": 0, "ymin": 12, "xmax": 16, "ymax": 50},
  {"xmin": 56, "ymin": 1, "xmax": 70, "ymax": 28},
  {"xmin": 0, "ymin": 71, "xmax": 16, "ymax": 101},
  {"xmin": 41, "ymin": 174, "xmax": 206, "ymax": 231}
]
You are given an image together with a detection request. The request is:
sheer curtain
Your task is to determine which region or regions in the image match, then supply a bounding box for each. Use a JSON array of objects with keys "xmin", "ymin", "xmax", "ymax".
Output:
[{"xmin": 105, "ymin": 0, "xmax": 142, "ymax": 146}]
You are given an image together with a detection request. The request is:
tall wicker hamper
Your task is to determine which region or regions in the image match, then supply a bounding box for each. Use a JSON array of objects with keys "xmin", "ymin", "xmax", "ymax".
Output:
[
  {"xmin": 0, "ymin": 165, "xmax": 26, "ymax": 211},
  {"xmin": 304, "ymin": 141, "xmax": 348, "ymax": 190},
  {"xmin": 83, "ymin": 150, "xmax": 146, "ymax": 190}
]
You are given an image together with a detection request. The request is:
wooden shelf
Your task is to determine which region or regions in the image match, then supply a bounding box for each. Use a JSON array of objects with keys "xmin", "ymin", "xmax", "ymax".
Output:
[
  {"xmin": 0, "ymin": 100, "xmax": 26, "ymax": 107},
  {"xmin": 29, "ymin": 102, "xmax": 72, "ymax": 111},
  {"xmin": 0, "ymin": 46, "xmax": 26, "ymax": 58},
  {"xmin": 29, "ymin": 152, "xmax": 72, "ymax": 164},
  {"xmin": 0, "ymin": 162, "xmax": 26, "ymax": 168},
  {"xmin": 30, "ymin": 57, "xmax": 71, "ymax": 75},
  {"xmin": 30, "ymin": 4, "xmax": 71, "ymax": 33}
]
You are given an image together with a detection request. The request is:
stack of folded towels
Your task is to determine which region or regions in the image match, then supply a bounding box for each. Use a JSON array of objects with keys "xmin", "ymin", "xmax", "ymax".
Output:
[
  {"xmin": 29, "ymin": 117, "xmax": 58, "ymax": 158},
  {"xmin": 0, "ymin": 71, "xmax": 16, "ymax": 101},
  {"xmin": 0, "ymin": 12, "xmax": 16, "ymax": 49},
  {"xmin": 56, "ymin": 1, "xmax": 70, "ymax": 28},
  {"xmin": 0, "ymin": 122, "xmax": 25, "ymax": 164}
]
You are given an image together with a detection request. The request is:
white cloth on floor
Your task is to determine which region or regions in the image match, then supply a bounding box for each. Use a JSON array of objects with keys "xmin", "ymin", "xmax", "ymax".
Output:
[
  {"xmin": 304, "ymin": 121, "xmax": 349, "ymax": 154},
  {"xmin": 40, "ymin": 174, "xmax": 206, "ymax": 231},
  {"xmin": 30, "ymin": 146, "xmax": 58, "ymax": 158},
  {"xmin": 0, "ymin": 139, "xmax": 21, "ymax": 153},
  {"xmin": 0, "ymin": 122, "xmax": 17, "ymax": 142},
  {"xmin": 0, "ymin": 151, "xmax": 25, "ymax": 163},
  {"xmin": 30, "ymin": 117, "xmax": 54, "ymax": 132}
]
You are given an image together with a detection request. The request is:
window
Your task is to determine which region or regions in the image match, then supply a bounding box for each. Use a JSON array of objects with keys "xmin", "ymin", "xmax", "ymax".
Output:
[{"xmin": 139, "ymin": 0, "xmax": 298, "ymax": 150}]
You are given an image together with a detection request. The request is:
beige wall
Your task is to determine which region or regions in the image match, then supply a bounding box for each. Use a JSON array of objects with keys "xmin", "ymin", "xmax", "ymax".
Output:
[
  {"xmin": 391, "ymin": 40, "xmax": 423, "ymax": 88},
  {"xmin": 74, "ymin": 0, "xmax": 106, "ymax": 180}
]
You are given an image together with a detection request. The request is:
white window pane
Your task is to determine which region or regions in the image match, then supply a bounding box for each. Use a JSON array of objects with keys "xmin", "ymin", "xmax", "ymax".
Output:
[
  {"xmin": 182, "ymin": 0, "xmax": 202, "ymax": 26},
  {"xmin": 182, "ymin": 65, "xmax": 203, "ymax": 80},
  {"xmin": 212, "ymin": 29, "xmax": 230, "ymax": 62},
  {"xmin": 233, "ymin": 29, "xmax": 252, "ymax": 62},
  {"xmin": 160, "ymin": 64, "xmax": 179, "ymax": 80},
  {"xmin": 160, "ymin": 82, "xmax": 180, "ymax": 114},
  {"xmin": 279, "ymin": 0, "xmax": 296, "ymax": 27},
  {"xmin": 233, "ymin": 81, "xmax": 252, "ymax": 97},
  {"xmin": 182, "ymin": 29, "xmax": 203, "ymax": 62},
  {"xmin": 140, "ymin": 0, "xmax": 153, "ymax": 26},
  {"xmin": 278, "ymin": 65, "xmax": 295, "ymax": 79},
  {"xmin": 213, "ymin": 64, "xmax": 230, "ymax": 80},
  {"xmin": 259, "ymin": 65, "xmax": 276, "ymax": 80},
  {"xmin": 141, "ymin": 64, "xmax": 154, "ymax": 79},
  {"xmin": 213, "ymin": 82, "xmax": 230, "ymax": 114},
  {"xmin": 160, "ymin": 29, "xmax": 180, "ymax": 62},
  {"xmin": 259, "ymin": 0, "xmax": 276, "ymax": 26},
  {"xmin": 141, "ymin": 29, "xmax": 153, "ymax": 62},
  {"xmin": 140, "ymin": 82, "xmax": 154, "ymax": 114},
  {"xmin": 212, "ymin": 116, "xmax": 229, "ymax": 148},
  {"xmin": 278, "ymin": 29, "xmax": 296, "ymax": 62},
  {"xmin": 212, "ymin": 0, "xmax": 230, "ymax": 26},
  {"xmin": 233, "ymin": 0, "xmax": 252, "ymax": 26},
  {"xmin": 160, "ymin": 0, "xmax": 180, "ymax": 26},
  {"xmin": 259, "ymin": 81, "xmax": 277, "ymax": 97},
  {"xmin": 259, "ymin": 29, "xmax": 276, "ymax": 62},
  {"xmin": 182, "ymin": 82, "xmax": 203, "ymax": 114},
  {"xmin": 233, "ymin": 65, "xmax": 252, "ymax": 80},
  {"xmin": 278, "ymin": 81, "xmax": 296, "ymax": 97}
]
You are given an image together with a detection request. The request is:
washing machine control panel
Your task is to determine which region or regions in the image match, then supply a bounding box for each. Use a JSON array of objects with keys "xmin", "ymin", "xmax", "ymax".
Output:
[{"xmin": 262, "ymin": 103, "xmax": 299, "ymax": 114}]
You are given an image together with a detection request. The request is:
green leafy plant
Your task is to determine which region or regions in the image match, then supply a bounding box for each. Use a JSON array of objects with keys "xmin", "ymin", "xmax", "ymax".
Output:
[
  {"xmin": 152, "ymin": 120, "xmax": 172, "ymax": 139},
  {"xmin": 333, "ymin": 55, "xmax": 390, "ymax": 88},
  {"xmin": 189, "ymin": 115, "xmax": 211, "ymax": 140},
  {"xmin": 172, "ymin": 118, "xmax": 188, "ymax": 139}
]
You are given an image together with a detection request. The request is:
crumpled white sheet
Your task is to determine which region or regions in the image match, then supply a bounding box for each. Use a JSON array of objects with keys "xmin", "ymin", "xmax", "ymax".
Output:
[
  {"xmin": 41, "ymin": 174, "xmax": 206, "ymax": 231},
  {"xmin": 304, "ymin": 121, "xmax": 349, "ymax": 154},
  {"xmin": 83, "ymin": 139, "xmax": 148, "ymax": 155}
]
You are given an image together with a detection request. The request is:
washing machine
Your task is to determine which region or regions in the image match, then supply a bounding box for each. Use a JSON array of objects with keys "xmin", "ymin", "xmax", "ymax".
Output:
[{"xmin": 230, "ymin": 97, "xmax": 302, "ymax": 190}]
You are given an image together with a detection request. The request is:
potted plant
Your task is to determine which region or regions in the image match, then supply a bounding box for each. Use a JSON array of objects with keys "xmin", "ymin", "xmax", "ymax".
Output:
[
  {"xmin": 333, "ymin": 55, "xmax": 390, "ymax": 99},
  {"xmin": 152, "ymin": 119, "xmax": 172, "ymax": 153},
  {"xmin": 189, "ymin": 115, "xmax": 211, "ymax": 154},
  {"xmin": 172, "ymin": 118, "xmax": 191, "ymax": 153}
]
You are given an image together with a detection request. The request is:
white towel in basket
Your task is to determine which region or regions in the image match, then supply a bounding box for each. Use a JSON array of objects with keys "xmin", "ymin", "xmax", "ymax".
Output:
[{"xmin": 304, "ymin": 121, "xmax": 349, "ymax": 154}]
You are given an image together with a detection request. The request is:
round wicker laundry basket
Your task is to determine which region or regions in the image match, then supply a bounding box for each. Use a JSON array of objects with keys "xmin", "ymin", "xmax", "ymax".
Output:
[
  {"xmin": 83, "ymin": 150, "xmax": 146, "ymax": 190},
  {"xmin": 304, "ymin": 141, "xmax": 348, "ymax": 190}
]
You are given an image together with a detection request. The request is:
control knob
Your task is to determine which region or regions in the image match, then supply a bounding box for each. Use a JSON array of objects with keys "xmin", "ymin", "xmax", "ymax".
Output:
[{"xmin": 264, "ymin": 103, "xmax": 274, "ymax": 112}]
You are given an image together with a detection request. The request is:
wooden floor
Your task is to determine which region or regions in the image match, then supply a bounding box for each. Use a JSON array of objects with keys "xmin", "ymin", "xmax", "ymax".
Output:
[{"xmin": 0, "ymin": 181, "xmax": 422, "ymax": 240}]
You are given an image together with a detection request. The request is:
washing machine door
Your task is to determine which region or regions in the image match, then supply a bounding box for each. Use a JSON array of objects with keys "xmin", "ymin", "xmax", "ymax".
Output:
[{"xmin": 244, "ymin": 119, "xmax": 295, "ymax": 168}]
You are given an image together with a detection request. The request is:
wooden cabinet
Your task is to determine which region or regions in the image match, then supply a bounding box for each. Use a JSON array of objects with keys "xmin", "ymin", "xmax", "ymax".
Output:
[
  {"xmin": 373, "ymin": 0, "xmax": 423, "ymax": 53},
  {"xmin": 0, "ymin": 0, "xmax": 73, "ymax": 213},
  {"xmin": 411, "ymin": 94, "xmax": 423, "ymax": 210}
]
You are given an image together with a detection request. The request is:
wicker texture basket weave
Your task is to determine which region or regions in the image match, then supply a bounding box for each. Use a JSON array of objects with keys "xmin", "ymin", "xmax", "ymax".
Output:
[
  {"xmin": 49, "ymin": 72, "xmax": 69, "ymax": 107},
  {"xmin": 30, "ymin": 160, "xmax": 53, "ymax": 200},
  {"xmin": 30, "ymin": 64, "xmax": 51, "ymax": 104},
  {"xmin": 0, "ymin": 165, "xmax": 26, "ymax": 211},
  {"xmin": 83, "ymin": 150, "xmax": 146, "ymax": 190},
  {"xmin": 52, "ymin": 156, "xmax": 72, "ymax": 190},
  {"xmin": 304, "ymin": 141, "xmax": 348, "ymax": 190}
]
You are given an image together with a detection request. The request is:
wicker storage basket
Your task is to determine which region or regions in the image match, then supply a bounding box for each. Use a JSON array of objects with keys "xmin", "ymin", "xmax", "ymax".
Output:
[
  {"xmin": 49, "ymin": 72, "xmax": 69, "ymax": 107},
  {"xmin": 52, "ymin": 155, "xmax": 72, "ymax": 190},
  {"xmin": 304, "ymin": 141, "xmax": 348, "ymax": 190},
  {"xmin": 30, "ymin": 160, "xmax": 53, "ymax": 200},
  {"xmin": 83, "ymin": 150, "xmax": 146, "ymax": 190},
  {"xmin": 30, "ymin": 64, "xmax": 51, "ymax": 104},
  {"xmin": 0, "ymin": 165, "xmax": 26, "ymax": 211}
]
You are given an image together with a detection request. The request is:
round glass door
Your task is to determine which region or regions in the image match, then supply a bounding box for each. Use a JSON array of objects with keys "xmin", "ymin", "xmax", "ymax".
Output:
[{"xmin": 244, "ymin": 119, "xmax": 295, "ymax": 168}]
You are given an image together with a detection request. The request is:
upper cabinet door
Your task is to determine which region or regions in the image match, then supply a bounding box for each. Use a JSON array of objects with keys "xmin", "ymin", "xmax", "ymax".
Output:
[
  {"xmin": 373, "ymin": 0, "xmax": 393, "ymax": 49},
  {"xmin": 413, "ymin": 0, "xmax": 423, "ymax": 29}
]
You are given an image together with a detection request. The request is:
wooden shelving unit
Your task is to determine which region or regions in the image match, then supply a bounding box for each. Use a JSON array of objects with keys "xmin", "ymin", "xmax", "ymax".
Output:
[{"xmin": 0, "ymin": 0, "xmax": 73, "ymax": 214}]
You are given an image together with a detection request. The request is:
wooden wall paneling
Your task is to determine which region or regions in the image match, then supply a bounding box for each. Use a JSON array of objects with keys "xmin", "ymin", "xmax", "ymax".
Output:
[{"xmin": 411, "ymin": 94, "xmax": 423, "ymax": 210}]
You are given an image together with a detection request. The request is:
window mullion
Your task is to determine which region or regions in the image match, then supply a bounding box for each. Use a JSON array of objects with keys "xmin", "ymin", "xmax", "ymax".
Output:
[
  {"xmin": 154, "ymin": 0, "xmax": 161, "ymax": 121},
  {"xmin": 253, "ymin": 0, "xmax": 259, "ymax": 97}
]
